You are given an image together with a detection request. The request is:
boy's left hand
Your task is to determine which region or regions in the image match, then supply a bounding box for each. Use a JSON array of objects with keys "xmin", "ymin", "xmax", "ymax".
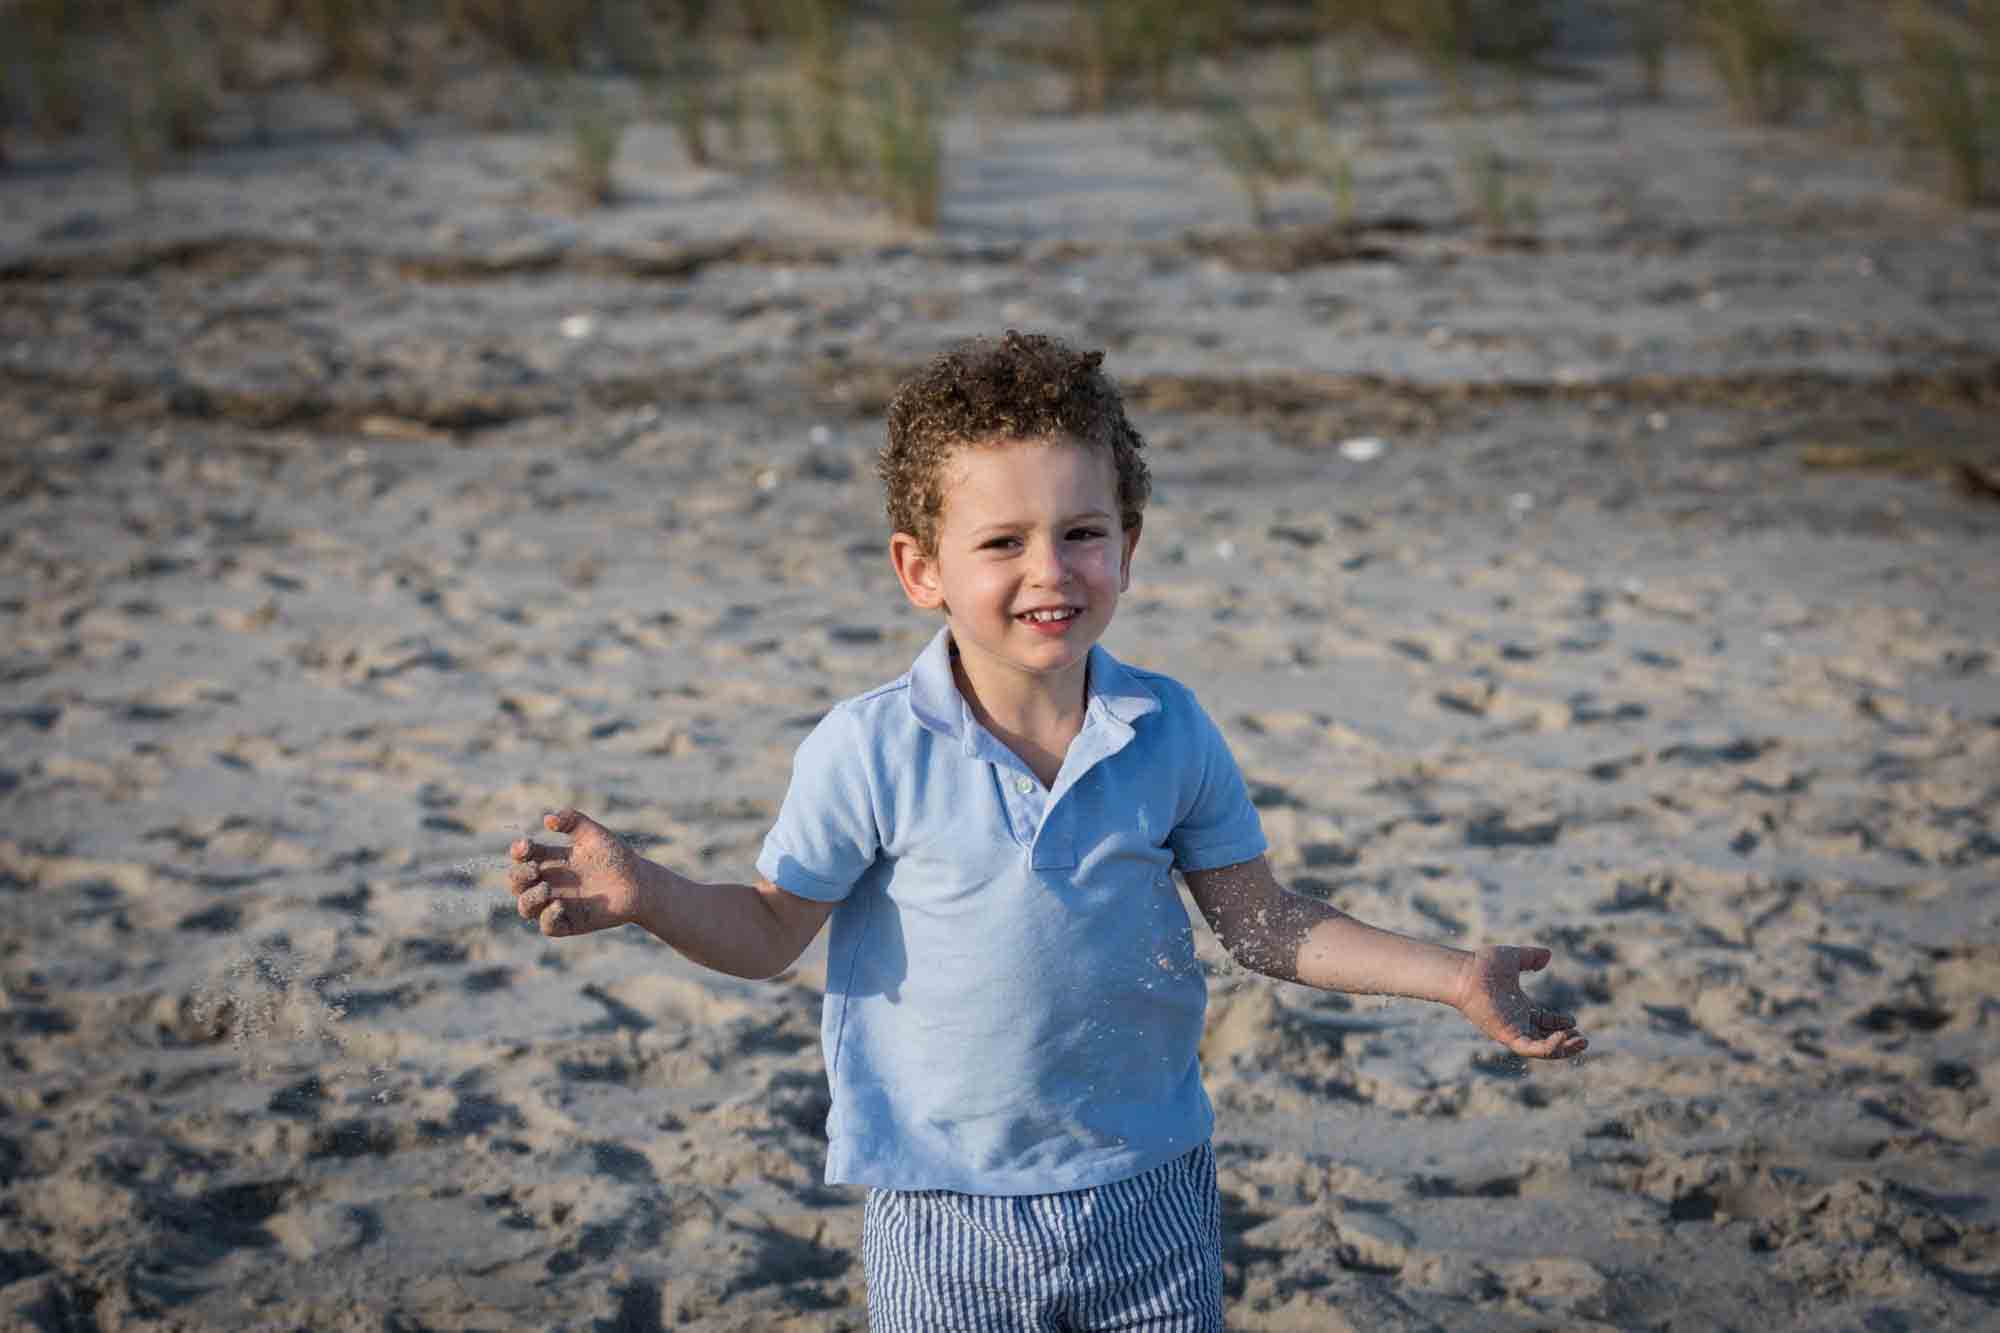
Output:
[{"xmin": 1452, "ymin": 945, "xmax": 1587, "ymax": 1060}]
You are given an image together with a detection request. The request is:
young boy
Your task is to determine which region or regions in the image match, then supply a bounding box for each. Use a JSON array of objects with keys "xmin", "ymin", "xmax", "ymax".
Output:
[{"xmin": 505, "ymin": 330, "xmax": 1586, "ymax": 1330}]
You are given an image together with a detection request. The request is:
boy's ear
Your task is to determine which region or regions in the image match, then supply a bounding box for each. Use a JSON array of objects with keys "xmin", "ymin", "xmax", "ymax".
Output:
[
  {"xmin": 1118, "ymin": 519, "xmax": 1142, "ymax": 592},
  {"xmin": 890, "ymin": 532, "xmax": 946, "ymax": 611}
]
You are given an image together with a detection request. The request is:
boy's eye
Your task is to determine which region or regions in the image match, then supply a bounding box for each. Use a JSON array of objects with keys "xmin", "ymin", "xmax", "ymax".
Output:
[{"xmin": 977, "ymin": 529, "xmax": 1105, "ymax": 550}]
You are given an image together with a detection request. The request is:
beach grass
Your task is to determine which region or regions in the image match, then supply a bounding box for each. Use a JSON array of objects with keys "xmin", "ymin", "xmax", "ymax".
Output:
[
  {"xmin": 1324, "ymin": 24, "xmax": 1386, "ymax": 131},
  {"xmin": 100, "ymin": 2, "xmax": 219, "ymax": 177},
  {"xmin": 119, "ymin": 92, "xmax": 165, "ymax": 200},
  {"xmin": 754, "ymin": 2, "xmax": 945, "ymax": 226},
  {"xmin": 1696, "ymin": 0, "xmax": 1817, "ymax": 124},
  {"xmin": 1377, "ymin": 0, "xmax": 1559, "ymax": 111},
  {"xmin": 566, "ymin": 83, "xmax": 625, "ymax": 205},
  {"xmin": 1825, "ymin": 59, "xmax": 1870, "ymax": 143},
  {"xmin": 201, "ymin": 0, "xmax": 260, "ymax": 96},
  {"xmin": 1892, "ymin": 6, "xmax": 1992, "ymax": 207},
  {"xmin": 600, "ymin": 0, "xmax": 666, "ymax": 77},
  {"xmin": 454, "ymin": 0, "xmax": 595, "ymax": 67},
  {"xmin": 782, "ymin": 0, "xmax": 858, "ymax": 186},
  {"xmin": 1456, "ymin": 133, "xmax": 1541, "ymax": 241},
  {"xmin": 868, "ymin": 68, "xmax": 944, "ymax": 228},
  {"xmin": 664, "ymin": 45, "xmax": 715, "ymax": 168},
  {"xmin": 1398, "ymin": 0, "xmax": 1473, "ymax": 110},
  {"xmin": 764, "ymin": 84, "xmax": 810, "ymax": 181},
  {"xmin": 1623, "ymin": 0, "xmax": 1674, "ymax": 101},
  {"xmin": 899, "ymin": 0, "xmax": 971, "ymax": 76},
  {"xmin": 14, "ymin": 0, "xmax": 1983, "ymax": 225},
  {"xmin": 1062, "ymin": 0, "xmax": 1234, "ymax": 111},
  {"xmin": 1207, "ymin": 97, "xmax": 1288, "ymax": 227},
  {"xmin": 716, "ymin": 62, "xmax": 748, "ymax": 161},
  {"xmin": 1289, "ymin": 46, "xmax": 1334, "ymax": 130},
  {"xmin": 17, "ymin": 0, "xmax": 87, "ymax": 137},
  {"xmin": 1206, "ymin": 91, "xmax": 1360, "ymax": 229},
  {"xmin": 1317, "ymin": 132, "xmax": 1360, "ymax": 227},
  {"xmin": 155, "ymin": 28, "xmax": 219, "ymax": 152},
  {"xmin": 305, "ymin": 0, "xmax": 370, "ymax": 79}
]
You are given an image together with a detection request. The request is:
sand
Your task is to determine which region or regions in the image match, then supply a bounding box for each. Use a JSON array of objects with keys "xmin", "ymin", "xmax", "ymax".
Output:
[{"xmin": 2, "ymin": 11, "xmax": 1998, "ymax": 1331}]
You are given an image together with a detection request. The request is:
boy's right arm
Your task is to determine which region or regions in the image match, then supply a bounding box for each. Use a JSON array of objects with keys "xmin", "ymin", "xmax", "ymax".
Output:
[{"xmin": 507, "ymin": 808, "xmax": 834, "ymax": 981}]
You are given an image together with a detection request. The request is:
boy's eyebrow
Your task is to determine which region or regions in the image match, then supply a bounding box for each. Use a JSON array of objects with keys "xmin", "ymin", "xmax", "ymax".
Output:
[{"xmin": 969, "ymin": 509, "xmax": 1114, "ymax": 536}]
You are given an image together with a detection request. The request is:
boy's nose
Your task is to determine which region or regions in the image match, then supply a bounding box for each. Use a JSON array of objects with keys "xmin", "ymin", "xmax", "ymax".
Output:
[{"xmin": 1029, "ymin": 540, "xmax": 1071, "ymax": 584}]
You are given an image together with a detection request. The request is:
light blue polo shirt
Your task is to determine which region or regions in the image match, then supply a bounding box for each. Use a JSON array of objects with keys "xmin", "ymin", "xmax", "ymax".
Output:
[{"xmin": 755, "ymin": 627, "xmax": 1268, "ymax": 1195}]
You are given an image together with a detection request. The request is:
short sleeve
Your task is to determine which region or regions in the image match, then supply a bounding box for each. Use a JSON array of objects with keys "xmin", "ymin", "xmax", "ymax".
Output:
[
  {"xmin": 755, "ymin": 706, "xmax": 880, "ymax": 902},
  {"xmin": 1165, "ymin": 699, "xmax": 1268, "ymax": 873}
]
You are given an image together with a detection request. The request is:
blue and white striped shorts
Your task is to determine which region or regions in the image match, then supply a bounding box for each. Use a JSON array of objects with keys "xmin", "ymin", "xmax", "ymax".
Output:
[{"xmin": 861, "ymin": 1141, "xmax": 1225, "ymax": 1332}]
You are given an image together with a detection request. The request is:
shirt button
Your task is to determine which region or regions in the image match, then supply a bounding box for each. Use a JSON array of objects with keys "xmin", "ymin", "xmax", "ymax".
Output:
[{"xmin": 1015, "ymin": 775, "xmax": 1035, "ymax": 795}]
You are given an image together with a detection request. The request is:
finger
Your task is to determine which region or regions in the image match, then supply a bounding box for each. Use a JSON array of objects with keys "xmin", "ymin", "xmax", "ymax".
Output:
[
  {"xmin": 1513, "ymin": 946, "xmax": 1552, "ymax": 973},
  {"xmin": 1499, "ymin": 1006, "xmax": 1572, "ymax": 1047},
  {"xmin": 517, "ymin": 882, "xmax": 554, "ymax": 920},
  {"xmin": 1514, "ymin": 1029, "xmax": 1579, "ymax": 1059},
  {"xmin": 1537, "ymin": 1028, "xmax": 1588, "ymax": 1058},
  {"xmin": 508, "ymin": 863, "xmax": 542, "ymax": 893},
  {"xmin": 510, "ymin": 838, "xmax": 569, "ymax": 866},
  {"xmin": 548, "ymin": 807, "xmax": 617, "ymax": 845},
  {"xmin": 1518, "ymin": 1004, "xmax": 1571, "ymax": 1032},
  {"xmin": 542, "ymin": 900, "xmax": 570, "ymax": 936}
]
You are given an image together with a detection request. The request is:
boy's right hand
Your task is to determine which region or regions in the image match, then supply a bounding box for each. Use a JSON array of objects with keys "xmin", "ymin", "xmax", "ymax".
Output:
[
  {"xmin": 1450, "ymin": 944, "xmax": 1587, "ymax": 1060},
  {"xmin": 506, "ymin": 808, "xmax": 645, "ymax": 938}
]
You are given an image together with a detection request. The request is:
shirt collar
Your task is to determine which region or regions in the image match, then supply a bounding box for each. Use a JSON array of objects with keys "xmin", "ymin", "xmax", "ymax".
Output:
[{"xmin": 907, "ymin": 626, "xmax": 1161, "ymax": 745}]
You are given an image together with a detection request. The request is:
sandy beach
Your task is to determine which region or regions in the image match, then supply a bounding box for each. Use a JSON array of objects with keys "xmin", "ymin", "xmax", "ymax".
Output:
[{"xmin": 3, "ymin": 4, "xmax": 1999, "ymax": 1328}]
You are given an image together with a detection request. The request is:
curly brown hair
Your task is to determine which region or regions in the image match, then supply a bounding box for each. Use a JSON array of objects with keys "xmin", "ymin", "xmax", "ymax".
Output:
[{"xmin": 879, "ymin": 330, "xmax": 1151, "ymax": 553}]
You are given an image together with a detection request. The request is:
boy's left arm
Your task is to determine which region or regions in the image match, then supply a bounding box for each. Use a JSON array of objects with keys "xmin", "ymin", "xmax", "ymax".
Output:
[{"xmin": 1184, "ymin": 856, "xmax": 1586, "ymax": 1060}]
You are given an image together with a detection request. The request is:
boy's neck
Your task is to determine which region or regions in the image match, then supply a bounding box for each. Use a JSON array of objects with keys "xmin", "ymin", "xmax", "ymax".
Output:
[{"xmin": 948, "ymin": 634, "xmax": 1091, "ymax": 781}]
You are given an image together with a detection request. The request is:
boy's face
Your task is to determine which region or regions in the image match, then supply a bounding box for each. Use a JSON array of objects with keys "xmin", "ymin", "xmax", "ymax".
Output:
[{"xmin": 890, "ymin": 437, "xmax": 1139, "ymax": 693}]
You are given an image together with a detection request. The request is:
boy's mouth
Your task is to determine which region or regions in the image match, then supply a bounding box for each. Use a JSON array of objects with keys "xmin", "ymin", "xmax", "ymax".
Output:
[{"xmin": 1017, "ymin": 606, "xmax": 1081, "ymax": 626}]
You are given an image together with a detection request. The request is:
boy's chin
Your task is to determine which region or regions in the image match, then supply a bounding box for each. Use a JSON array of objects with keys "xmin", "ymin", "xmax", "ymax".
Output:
[{"xmin": 1012, "ymin": 634, "xmax": 1098, "ymax": 671}]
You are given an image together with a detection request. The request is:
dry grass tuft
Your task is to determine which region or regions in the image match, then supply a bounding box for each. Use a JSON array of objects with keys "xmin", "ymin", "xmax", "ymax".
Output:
[
  {"xmin": 1696, "ymin": 0, "xmax": 1817, "ymax": 124},
  {"xmin": 664, "ymin": 48, "xmax": 716, "ymax": 168},
  {"xmin": 1206, "ymin": 92, "xmax": 1359, "ymax": 230},
  {"xmin": 1623, "ymin": 0, "xmax": 1676, "ymax": 101},
  {"xmin": 1065, "ymin": 0, "xmax": 1234, "ymax": 111},
  {"xmin": 1456, "ymin": 134, "xmax": 1543, "ymax": 241},
  {"xmin": 899, "ymin": 0, "xmax": 971, "ymax": 75},
  {"xmin": 755, "ymin": 0, "xmax": 946, "ymax": 227},
  {"xmin": 1892, "ymin": 0, "xmax": 1997, "ymax": 207},
  {"xmin": 453, "ymin": 0, "xmax": 596, "ymax": 67},
  {"xmin": 868, "ymin": 69, "xmax": 944, "ymax": 228},
  {"xmin": 566, "ymin": 84, "xmax": 625, "ymax": 205},
  {"xmin": 1314, "ymin": 0, "xmax": 1556, "ymax": 112},
  {"xmin": 17, "ymin": 0, "xmax": 88, "ymax": 138}
]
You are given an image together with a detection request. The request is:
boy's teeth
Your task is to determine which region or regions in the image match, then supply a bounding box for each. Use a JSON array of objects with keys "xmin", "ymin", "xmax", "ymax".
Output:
[{"xmin": 1023, "ymin": 609, "xmax": 1075, "ymax": 622}]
